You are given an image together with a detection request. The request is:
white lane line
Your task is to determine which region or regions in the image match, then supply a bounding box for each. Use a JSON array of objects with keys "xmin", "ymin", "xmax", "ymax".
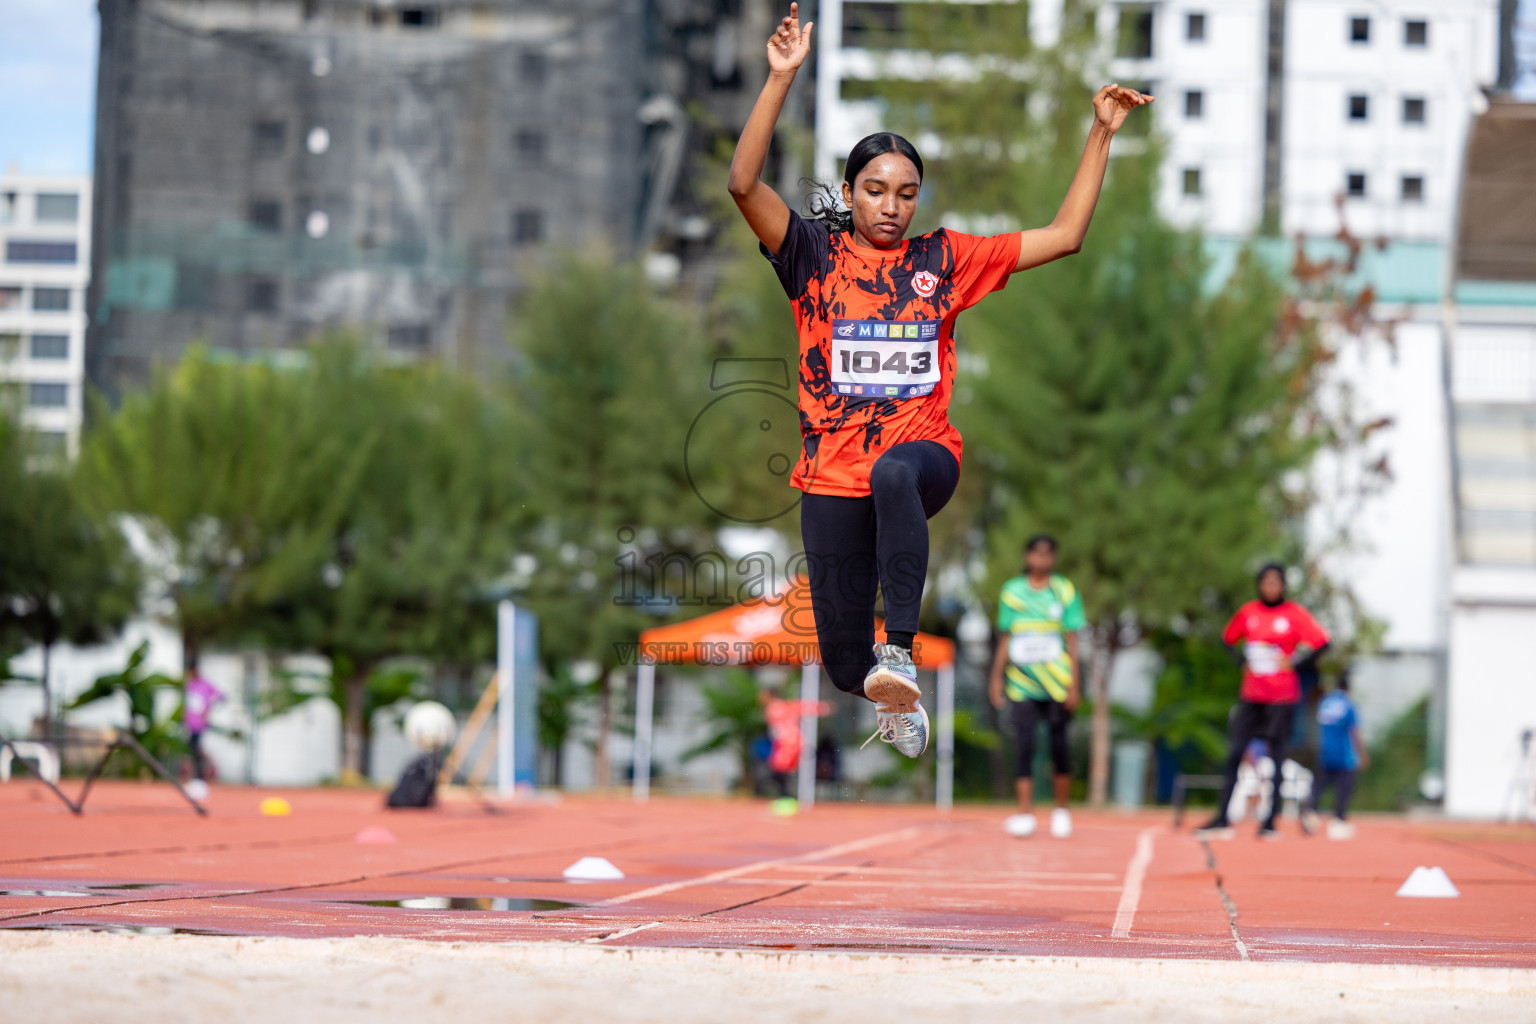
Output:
[
  {"xmin": 583, "ymin": 920, "xmax": 663, "ymax": 943},
  {"xmin": 594, "ymin": 825, "xmax": 927, "ymax": 908},
  {"xmin": 1111, "ymin": 827, "xmax": 1157, "ymax": 938},
  {"xmin": 767, "ymin": 864, "xmax": 1119, "ymax": 881}
]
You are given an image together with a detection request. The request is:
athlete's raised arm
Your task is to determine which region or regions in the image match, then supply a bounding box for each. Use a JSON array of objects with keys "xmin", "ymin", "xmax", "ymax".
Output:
[
  {"xmin": 728, "ymin": 3, "xmax": 814, "ymax": 255},
  {"xmin": 1013, "ymin": 85, "xmax": 1153, "ymax": 273}
]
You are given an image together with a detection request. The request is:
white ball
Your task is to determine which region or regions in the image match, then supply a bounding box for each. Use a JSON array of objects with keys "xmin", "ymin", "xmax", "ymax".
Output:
[{"xmin": 404, "ymin": 701, "xmax": 456, "ymax": 753}]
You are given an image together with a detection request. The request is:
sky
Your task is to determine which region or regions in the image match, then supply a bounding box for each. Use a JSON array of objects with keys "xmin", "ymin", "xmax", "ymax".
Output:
[
  {"xmin": 0, "ymin": 0, "xmax": 98, "ymax": 175},
  {"xmin": 0, "ymin": 0, "xmax": 1533, "ymax": 177}
]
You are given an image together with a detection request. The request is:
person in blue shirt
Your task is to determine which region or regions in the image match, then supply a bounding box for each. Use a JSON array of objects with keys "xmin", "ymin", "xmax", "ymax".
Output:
[{"xmin": 1304, "ymin": 672, "xmax": 1369, "ymax": 839}]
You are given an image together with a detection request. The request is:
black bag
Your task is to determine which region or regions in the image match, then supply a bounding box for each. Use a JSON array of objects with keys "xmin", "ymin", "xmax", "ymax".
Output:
[{"xmin": 386, "ymin": 753, "xmax": 439, "ymax": 808}]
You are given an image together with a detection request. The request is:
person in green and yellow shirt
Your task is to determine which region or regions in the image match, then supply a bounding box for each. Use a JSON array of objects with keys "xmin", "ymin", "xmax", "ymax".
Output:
[{"xmin": 989, "ymin": 534, "xmax": 1086, "ymax": 839}]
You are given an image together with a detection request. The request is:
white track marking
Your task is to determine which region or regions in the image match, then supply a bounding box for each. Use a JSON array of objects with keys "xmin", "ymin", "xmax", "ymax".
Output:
[
  {"xmin": 583, "ymin": 921, "xmax": 663, "ymax": 943},
  {"xmin": 594, "ymin": 826, "xmax": 926, "ymax": 908},
  {"xmin": 767, "ymin": 864, "xmax": 1118, "ymax": 881},
  {"xmin": 1111, "ymin": 828, "xmax": 1157, "ymax": 938}
]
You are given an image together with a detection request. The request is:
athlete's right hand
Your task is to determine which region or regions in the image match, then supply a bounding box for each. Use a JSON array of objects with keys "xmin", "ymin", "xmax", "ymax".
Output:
[
  {"xmin": 767, "ymin": 3, "xmax": 814, "ymax": 77},
  {"xmin": 989, "ymin": 678, "xmax": 1005, "ymax": 711}
]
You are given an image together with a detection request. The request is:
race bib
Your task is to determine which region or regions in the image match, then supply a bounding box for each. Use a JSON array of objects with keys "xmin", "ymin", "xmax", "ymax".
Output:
[
  {"xmin": 1245, "ymin": 641, "xmax": 1285, "ymax": 675},
  {"xmin": 830, "ymin": 319, "xmax": 941, "ymax": 400},
  {"xmin": 1010, "ymin": 632, "xmax": 1064, "ymax": 666}
]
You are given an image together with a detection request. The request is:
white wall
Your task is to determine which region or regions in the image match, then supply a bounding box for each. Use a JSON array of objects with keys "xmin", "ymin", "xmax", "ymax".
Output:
[
  {"xmin": 1445, "ymin": 567, "xmax": 1536, "ymax": 818},
  {"xmin": 1309, "ymin": 316, "xmax": 1451, "ymax": 652}
]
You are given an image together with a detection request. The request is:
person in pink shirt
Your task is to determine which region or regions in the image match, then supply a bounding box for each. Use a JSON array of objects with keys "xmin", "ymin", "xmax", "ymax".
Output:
[
  {"xmin": 1194, "ymin": 564, "xmax": 1329, "ymax": 841},
  {"xmin": 183, "ymin": 657, "xmax": 225, "ymax": 794},
  {"xmin": 761, "ymin": 688, "xmax": 831, "ymax": 799}
]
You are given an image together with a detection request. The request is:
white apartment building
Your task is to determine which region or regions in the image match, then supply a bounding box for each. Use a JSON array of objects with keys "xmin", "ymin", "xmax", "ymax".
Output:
[
  {"xmin": 815, "ymin": 0, "xmax": 1499, "ymax": 244},
  {"xmin": 0, "ymin": 174, "xmax": 92, "ymax": 455}
]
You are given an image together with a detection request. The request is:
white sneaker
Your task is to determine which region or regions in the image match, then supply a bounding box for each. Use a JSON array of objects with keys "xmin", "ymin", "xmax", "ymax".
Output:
[
  {"xmin": 1004, "ymin": 813, "xmax": 1037, "ymax": 838},
  {"xmin": 1050, "ymin": 807, "xmax": 1073, "ymax": 838},
  {"xmin": 861, "ymin": 644, "xmax": 921, "ymax": 711},
  {"xmin": 860, "ymin": 703, "xmax": 930, "ymax": 758},
  {"xmin": 1326, "ymin": 819, "xmax": 1356, "ymax": 840},
  {"xmin": 185, "ymin": 779, "xmax": 209, "ymax": 801}
]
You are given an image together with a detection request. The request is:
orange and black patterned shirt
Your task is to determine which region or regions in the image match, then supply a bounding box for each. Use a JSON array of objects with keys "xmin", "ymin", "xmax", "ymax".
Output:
[{"xmin": 762, "ymin": 212, "xmax": 1022, "ymax": 497}]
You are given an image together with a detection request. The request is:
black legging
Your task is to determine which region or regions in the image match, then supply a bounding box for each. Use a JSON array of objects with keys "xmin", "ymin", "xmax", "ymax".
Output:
[
  {"xmin": 801, "ymin": 440, "xmax": 959, "ymax": 697},
  {"xmin": 189, "ymin": 731, "xmax": 208, "ymax": 782},
  {"xmin": 1012, "ymin": 698, "xmax": 1072, "ymax": 778},
  {"xmin": 1309, "ymin": 767, "xmax": 1357, "ymax": 820},
  {"xmin": 1212, "ymin": 701, "xmax": 1296, "ymax": 828}
]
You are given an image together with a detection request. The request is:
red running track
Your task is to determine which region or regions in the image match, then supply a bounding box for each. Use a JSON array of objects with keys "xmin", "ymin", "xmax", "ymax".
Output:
[{"xmin": 1, "ymin": 781, "xmax": 1532, "ymax": 966}]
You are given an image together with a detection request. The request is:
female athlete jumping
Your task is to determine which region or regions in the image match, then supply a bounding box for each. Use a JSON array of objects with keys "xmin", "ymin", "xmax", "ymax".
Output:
[{"xmin": 729, "ymin": 4, "xmax": 1150, "ymax": 757}]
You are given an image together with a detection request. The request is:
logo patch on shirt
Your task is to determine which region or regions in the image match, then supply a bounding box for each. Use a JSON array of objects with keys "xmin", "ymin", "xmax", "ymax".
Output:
[
  {"xmin": 912, "ymin": 270, "xmax": 939, "ymax": 297},
  {"xmin": 1274, "ymin": 617, "xmax": 1290, "ymax": 633}
]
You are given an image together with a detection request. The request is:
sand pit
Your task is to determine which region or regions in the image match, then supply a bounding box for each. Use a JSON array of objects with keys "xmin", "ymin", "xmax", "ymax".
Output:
[{"xmin": 4, "ymin": 930, "xmax": 1536, "ymax": 1024}]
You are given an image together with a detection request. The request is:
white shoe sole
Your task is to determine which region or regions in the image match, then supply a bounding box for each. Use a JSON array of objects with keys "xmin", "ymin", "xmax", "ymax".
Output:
[{"xmin": 864, "ymin": 669, "xmax": 921, "ymax": 713}]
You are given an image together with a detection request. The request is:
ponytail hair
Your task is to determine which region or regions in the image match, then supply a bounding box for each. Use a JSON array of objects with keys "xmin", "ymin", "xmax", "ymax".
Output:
[{"xmin": 801, "ymin": 132, "xmax": 924, "ymax": 234}]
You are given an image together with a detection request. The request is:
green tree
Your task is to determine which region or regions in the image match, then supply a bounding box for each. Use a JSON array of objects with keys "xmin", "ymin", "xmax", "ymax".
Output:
[
  {"xmin": 510, "ymin": 255, "xmax": 723, "ymax": 786},
  {"xmin": 679, "ymin": 669, "xmax": 765, "ymax": 794},
  {"xmin": 245, "ymin": 344, "xmax": 527, "ymax": 778},
  {"xmin": 77, "ymin": 346, "xmax": 371, "ymax": 664},
  {"xmin": 79, "ymin": 342, "xmax": 527, "ymax": 779},
  {"xmin": 65, "ymin": 640, "xmax": 185, "ymax": 773},
  {"xmin": 0, "ymin": 415, "xmax": 140, "ymax": 734}
]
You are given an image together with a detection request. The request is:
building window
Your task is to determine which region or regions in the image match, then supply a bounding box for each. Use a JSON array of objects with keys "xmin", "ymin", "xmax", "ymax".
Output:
[
  {"xmin": 248, "ymin": 277, "xmax": 279, "ymax": 313},
  {"xmin": 1182, "ymin": 168, "xmax": 1202, "ymax": 195},
  {"xmin": 399, "ymin": 5, "xmax": 439, "ymax": 28},
  {"xmin": 519, "ymin": 51, "xmax": 548, "ymax": 87},
  {"xmin": 0, "ymin": 191, "xmax": 15, "ymax": 224},
  {"xmin": 1346, "ymin": 171, "xmax": 1367, "ymax": 198},
  {"xmin": 29, "ymin": 334, "xmax": 69, "ymax": 360},
  {"xmin": 6, "ymin": 241, "xmax": 77, "ymax": 264},
  {"xmin": 33, "ymin": 431, "xmax": 67, "ymax": 457},
  {"xmin": 1117, "ymin": 5, "xmax": 1155, "ymax": 58},
  {"xmin": 0, "ymin": 333, "xmax": 18, "ymax": 359},
  {"xmin": 512, "ymin": 209, "xmax": 544, "ymax": 244},
  {"xmin": 1184, "ymin": 90, "xmax": 1203, "ymax": 118},
  {"xmin": 1404, "ymin": 19, "xmax": 1427, "ymax": 46},
  {"xmin": 1402, "ymin": 175, "xmax": 1424, "ymax": 201},
  {"xmin": 34, "ymin": 193, "xmax": 80, "ymax": 223},
  {"xmin": 249, "ymin": 200, "xmax": 282, "ymax": 232},
  {"xmin": 515, "ymin": 129, "xmax": 548, "ymax": 164},
  {"xmin": 0, "ymin": 286, "xmax": 20, "ymax": 310},
  {"xmin": 1348, "ymin": 94, "xmax": 1369, "ymax": 121},
  {"xmin": 1186, "ymin": 12, "xmax": 1205, "ymax": 41},
  {"xmin": 387, "ymin": 324, "xmax": 432, "ymax": 350},
  {"xmin": 32, "ymin": 287, "xmax": 70, "ymax": 312},
  {"xmin": 1403, "ymin": 97, "xmax": 1426, "ymax": 124},
  {"xmin": 28, "ymin": 382, "xmax": 67, "ymax": 408},
  {"xmin": 253, "ymin": 120, "xmax": 287, "ymax": 158},
  {"xmin": 1349, "ymin": 16, "xmax": 1369, "ymax": 43}
]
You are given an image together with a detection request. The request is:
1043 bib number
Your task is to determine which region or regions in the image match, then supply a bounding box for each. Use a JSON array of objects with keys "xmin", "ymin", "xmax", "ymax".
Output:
[{"xmin": 831, "ymin": 319, "xmax": 941, "ymax": 400}]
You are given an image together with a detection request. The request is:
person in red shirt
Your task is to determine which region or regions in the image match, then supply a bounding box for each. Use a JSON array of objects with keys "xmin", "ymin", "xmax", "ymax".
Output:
[
  {"xmin": 1195, "ymin": 564, "xmax": 1330, "ymax": 840},
  {"xmin": 728, "ymin": 5, "xmax": 1151, "ymax": 758}
]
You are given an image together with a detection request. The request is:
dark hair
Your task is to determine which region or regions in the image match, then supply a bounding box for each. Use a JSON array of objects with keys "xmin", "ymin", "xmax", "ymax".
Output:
[
  {"xmin": 802, "ymin": 132, "xmax": 924, "ymax": 233},
  {"xmin": 1335, "ymin": 671, "xmax": 1351, "ymax": 692},
  {"xmin": 1025, "ymin": 533, "xmax": 1058, "ymax": 554},
  {"xmin": 1256, "ymin": 562, "xmax": 1286, "ymax": 585}
]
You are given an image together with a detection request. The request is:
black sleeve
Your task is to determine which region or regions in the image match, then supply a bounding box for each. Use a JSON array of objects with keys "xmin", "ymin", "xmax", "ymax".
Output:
[
  {"xmin": 1292, "ymin": 641, "xmax": 1330, "ymax": 674},
  {"xmin": 759, "ymin": 210, "xmax": 831, "ymax": 300},
  {"xmin": 1225, "ymin": 643, "xmax": 1246, "ymax": 668}
]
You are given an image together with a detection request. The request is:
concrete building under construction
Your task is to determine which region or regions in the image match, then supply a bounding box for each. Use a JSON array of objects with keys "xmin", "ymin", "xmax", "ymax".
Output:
[{"xmin": 88, "ymin": 0, "xmax": 797, "ymax": 397}]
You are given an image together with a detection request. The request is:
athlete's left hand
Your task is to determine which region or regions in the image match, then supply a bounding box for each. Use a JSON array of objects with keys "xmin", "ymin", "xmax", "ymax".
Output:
[
  {"xmin": 1065, "ymin": 684, "xmax": 1082, "ymax": 713},
  {"xmin": 1093, "ymin": 84, "xmax": 1153, "ymax": 134}
]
